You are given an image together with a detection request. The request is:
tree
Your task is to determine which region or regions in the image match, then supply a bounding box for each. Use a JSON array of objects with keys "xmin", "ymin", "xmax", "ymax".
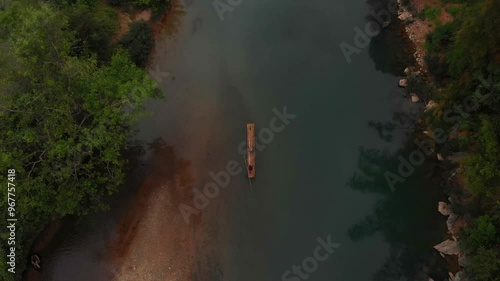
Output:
[
  {"xmin": 0, "ymin": 2, "xmax": 161, "ymax": 278},
  {"xmin": 119, "ymin": 20, "xmax": 154, "ymax": 67},
  {"xmin": 447, "ymin": 0, "xmax": 500, "ymax": 94},
  {"xmin": 466, "ymin": 247, "xmax": 500, "ymax": 281},
  {"xmin": 462, "ymin": 215, "xmax": 497, "ymax": 252},
  {"xmin": 65, "ymin": 3, "xmax": 118, "ymax": 63}
]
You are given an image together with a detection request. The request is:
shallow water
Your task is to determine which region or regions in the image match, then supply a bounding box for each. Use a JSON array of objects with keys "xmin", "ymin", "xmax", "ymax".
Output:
[{"xmin": 39, "ymin": 0, "xmax": 448, "ymax": 280}]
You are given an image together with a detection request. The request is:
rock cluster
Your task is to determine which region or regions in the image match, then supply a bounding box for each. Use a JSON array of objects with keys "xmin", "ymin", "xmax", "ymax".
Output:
[
  {"xmin": 434, "ymin": 198, "xmax": 468, "ymax": 280},
  {"xmin": 397, "ymin": 1, "xmax": 470, "ymax": 280}
]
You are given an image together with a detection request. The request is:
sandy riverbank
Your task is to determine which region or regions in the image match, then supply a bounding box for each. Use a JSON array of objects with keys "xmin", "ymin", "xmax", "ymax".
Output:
[{"xmin": 106, "ymin": 140, "xmax": 201, "ymax": 281}]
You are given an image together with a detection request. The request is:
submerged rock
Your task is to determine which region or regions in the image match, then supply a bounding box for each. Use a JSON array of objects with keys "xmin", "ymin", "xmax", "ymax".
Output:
[
  {"xmin": 438, "ymin": 202, "xmax": 451, "ymax": 216},
  {"xmin": 434, "ymin": 239, "xmax": 460, "ymax": 255}
]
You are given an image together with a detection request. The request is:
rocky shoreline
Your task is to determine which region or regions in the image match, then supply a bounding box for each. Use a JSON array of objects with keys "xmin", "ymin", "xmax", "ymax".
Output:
[{"xmin": 395, "ymin": 1, "xmax": 469, "ymax": 281}]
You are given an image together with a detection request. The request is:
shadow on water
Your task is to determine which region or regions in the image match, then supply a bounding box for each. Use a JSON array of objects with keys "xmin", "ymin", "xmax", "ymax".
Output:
[
  {"xmin": 347, "ymin": 110, "xmax": 449, "ymax": 281},
  {"xmin": 365, "ymin": 0, "xmax": 415, "ymax": 75}
]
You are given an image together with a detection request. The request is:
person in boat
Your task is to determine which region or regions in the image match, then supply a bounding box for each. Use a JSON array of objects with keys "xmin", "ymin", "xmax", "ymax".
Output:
[{"xmin": 31, "ymin": 254, "xmax": 41, "ymax": 270}]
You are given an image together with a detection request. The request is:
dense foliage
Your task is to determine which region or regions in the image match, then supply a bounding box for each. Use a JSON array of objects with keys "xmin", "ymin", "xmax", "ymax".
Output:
[
  {"xmin": 107, "ymin": 0, "xmax": 171, "ymax": 20},
  {"xmin": 0, "ymin": 1, "xmax": 161, "ymax": 279},
  {"xmin": 119, "ymin": 20, "xmax": 154, "ymax": 67},
  {"xmin": 424, "ymin": 0, "xmax": 500, "ymax": 280}
]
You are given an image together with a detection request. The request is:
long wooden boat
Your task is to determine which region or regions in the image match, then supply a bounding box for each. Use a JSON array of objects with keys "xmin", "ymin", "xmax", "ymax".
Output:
[{"xmin": 246, "ymin": 123, "xmax": 255, "ymax": 179}]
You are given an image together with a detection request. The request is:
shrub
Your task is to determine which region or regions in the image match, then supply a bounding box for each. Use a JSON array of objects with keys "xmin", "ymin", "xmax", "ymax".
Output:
[
  {"xmin": 119, "ymin": 20, "xmax": 153, "ymax": 67},
  {"xmin": 446, "ymin": 5, "xmax": 463, "ymax": 17},
  {"xmin": 107, "ymin": 0, "xmax": 129, "ymax": 6},
  {"xmin": 425, "ymin": 53, "xmax": 450, "ymax": 82},
  {"xmin": 466, "ymin": 247, "xmax": 500, "ymax": 281},
  {"xmin": 133, "ymin": 0, "xmax": 171, "ymax": 20},
  {"xmin": 66, "ymin": 4, "xmax": 118, "ymax": 63},
  {"xmin": 423, "ymin": 6, "xmax": 441, "ymax": 22},
  {"xmin": 462, "ymin": 215, "xmax": 497, "ymax": 252},
  {"xmin": 425, "ymin": 21, "xmax": 458, "ymax": 53}
]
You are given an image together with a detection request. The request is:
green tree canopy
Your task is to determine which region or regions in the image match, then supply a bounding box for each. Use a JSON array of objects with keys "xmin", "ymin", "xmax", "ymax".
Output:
[{"xmin": 0, "ymin": 2, "xmax": 161, "ymax": 279}]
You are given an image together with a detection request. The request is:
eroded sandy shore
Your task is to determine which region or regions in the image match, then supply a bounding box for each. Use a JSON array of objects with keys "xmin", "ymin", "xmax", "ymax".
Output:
[{"xmin": 107, "ymin": 141, "xmax": 201, "ymax": 281}]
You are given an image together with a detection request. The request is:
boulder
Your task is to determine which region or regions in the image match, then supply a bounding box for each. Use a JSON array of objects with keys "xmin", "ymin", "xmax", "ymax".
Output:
[
  {"xmin": 438, "ymin": 202, "xmax": 451, "ymax": 216},
  {"xmin": 398, "ymin": 11, "xmax": 412, "ymax": 21},
  {"xmin": 434, "ymin": 239, "xmax": 460, "ymax": 255},
  {"xmin": 425, "ymin": 100, "xmax": 438, "ymax": 111},
  {"xmin": 399, "ymin": 79, "xmax": 408, "ymax": 87},
  {"xmin": 437, "ymin": 153, "xmax": 444, "ymax": 161},
  {"xmin": 447, "ymin": 213, "xmax": 459, "ymax": 233},
  {"xmin": 410, "ymin": 93, "xmax": 420, "ymax": 102}
]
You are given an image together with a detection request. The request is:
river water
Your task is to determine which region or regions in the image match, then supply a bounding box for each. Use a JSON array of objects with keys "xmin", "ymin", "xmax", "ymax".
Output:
[{"xmin": 37, "ymin": 0, "xmax": 449, "ymax": 280}]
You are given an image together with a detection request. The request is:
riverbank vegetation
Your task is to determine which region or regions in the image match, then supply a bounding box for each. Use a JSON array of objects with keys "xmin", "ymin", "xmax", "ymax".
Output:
[
  {"xmin": 0, "ymin": 0, "xmax": 165, "ymax": 279},
  {"xmin": 423, "ymin": 0, "xmax": 499, "ymax": 280}
]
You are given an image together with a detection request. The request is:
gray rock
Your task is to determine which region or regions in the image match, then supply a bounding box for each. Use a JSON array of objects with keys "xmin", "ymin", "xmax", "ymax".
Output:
[
  {"xmin": 459, "ymin": 253, "xmax": 468, "ymax": 267},
  {"xmin": 447, "ymin": 213, "xmax": 459, "ymax": 233}
]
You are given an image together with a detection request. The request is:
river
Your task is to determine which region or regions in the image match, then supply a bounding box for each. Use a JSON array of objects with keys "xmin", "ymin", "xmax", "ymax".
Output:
[{"xmin": 36, "ymin": 0, "xmax": 448, "ymax": 280}]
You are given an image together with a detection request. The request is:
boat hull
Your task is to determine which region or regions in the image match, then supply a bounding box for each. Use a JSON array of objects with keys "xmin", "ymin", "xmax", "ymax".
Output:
[{"xmin": 247, "ymin": 123, "xmax": 256, "ymax": 179}]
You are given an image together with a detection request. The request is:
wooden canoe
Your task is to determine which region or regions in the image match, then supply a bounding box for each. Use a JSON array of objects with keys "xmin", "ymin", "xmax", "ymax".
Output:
[{"xmin": 247, "ymin": 123, "xmax": 255, "ymax": 179}]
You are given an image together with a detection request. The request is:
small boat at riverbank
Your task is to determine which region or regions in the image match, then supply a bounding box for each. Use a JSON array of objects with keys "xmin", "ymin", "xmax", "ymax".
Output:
[{"xmin": 247, "ymin": 123, "xmax": 255, "ymax": 179}]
